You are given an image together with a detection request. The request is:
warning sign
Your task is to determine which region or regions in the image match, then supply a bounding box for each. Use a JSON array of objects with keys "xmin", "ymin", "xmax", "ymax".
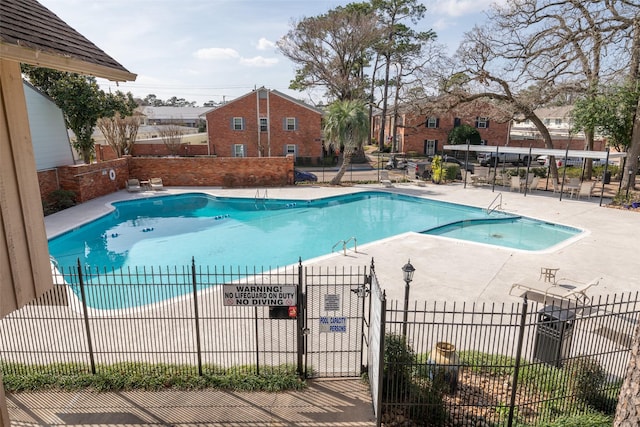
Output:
[
  {"xmin": 223, "ymin": 284, "xmax": 297, "ymax": 306},
  {"xmin": 324, "ymin": 294, "xmax": 340, "ymax": 311},
  {"xmin": 319, "ymin": 316, "xmax": 347, "ymax": 333}
]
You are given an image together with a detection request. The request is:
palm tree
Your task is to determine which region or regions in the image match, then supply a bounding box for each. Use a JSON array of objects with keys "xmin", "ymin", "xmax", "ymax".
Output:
[{"xmin": 323, "ymin": 100, "xmax": 369, "ymax": 185}]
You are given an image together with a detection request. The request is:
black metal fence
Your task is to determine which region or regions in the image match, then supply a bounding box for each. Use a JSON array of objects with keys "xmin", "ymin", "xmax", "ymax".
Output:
[
  {"xmin": 0, "ymin": 260, "xmax": 369, "ymax": 380},
  {"xmin": 381, "ymin": 293, "xmax": 639, "ymax": 426},
  {"xmin": 0, "ymin": 261, "xmax": 302, "ymax": 377},
  {"xmin": 2, "ymin": 260, "xmax": 638, "ymax": 427}
]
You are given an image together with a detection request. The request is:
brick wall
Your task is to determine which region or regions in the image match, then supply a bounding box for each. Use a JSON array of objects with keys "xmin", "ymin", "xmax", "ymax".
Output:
[
  {"xmin": 38, "ymin": 169, "xmax": 59, "ymax": 202},
  {"xmin": 97, "ymin": 143, "xmax": 210, "ymax": 160},
  {"xmin": 128, "ymin": 156, "xmax": 294, "ymax": 187},
  {"xmin": 38, "ymin": 156, "xmax": 295, "ymax": 206},
  {"xmin": 56, "ymin": 158, "xmax": 129, "ymax": 203},
  {"xmin": 206, "ymin": 89, "xmax": 323, "ymax": 162}
]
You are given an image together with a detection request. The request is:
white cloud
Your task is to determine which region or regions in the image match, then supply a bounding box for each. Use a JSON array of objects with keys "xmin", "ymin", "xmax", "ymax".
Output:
[
  {"xmin": 428, "ymin": 0, "xmax": 502, "ymax": 17},
  {"xmin": 239, "ymin": 56, "xmax": 279, "ymax": 67},
  {"xmin": 193, "ymin": 48, "xmax": 240, "ymax": 60},
  {"xmin": 256, "ymin": 37, "xmax": 276, "ymax": 51}
]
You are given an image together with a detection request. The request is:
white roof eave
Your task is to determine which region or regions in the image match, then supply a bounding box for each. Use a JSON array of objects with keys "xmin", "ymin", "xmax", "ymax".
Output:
[{"xmin": 442, "ymin": 145, "xmax": 626, "ymax": 159}]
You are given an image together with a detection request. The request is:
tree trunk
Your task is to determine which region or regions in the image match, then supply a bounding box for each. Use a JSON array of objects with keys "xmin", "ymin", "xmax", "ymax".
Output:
[
  {"xmin": 623, "ymin": 96, "xmax": 640, "ymax": 190},
  {"xmin": 614, "ymin": 324, "xmax": 640, "ymax": 426},
  {"xmin": 329, "ymin": 150, "xmax": 353, "ymax": 185}
]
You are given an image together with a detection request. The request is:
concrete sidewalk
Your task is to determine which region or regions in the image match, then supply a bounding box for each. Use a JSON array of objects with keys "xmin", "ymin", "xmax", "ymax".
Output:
[{"xmin": 7, "ymin": 378, "xmax": 376, "ymax": 426}]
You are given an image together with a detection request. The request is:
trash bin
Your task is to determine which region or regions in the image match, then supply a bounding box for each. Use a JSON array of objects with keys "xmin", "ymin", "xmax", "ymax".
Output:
[
  {"xmin": 603, "ymin": 171, "xmax": 611, "ymax": 184},
  {"xmin": 533, "ymin": 305, "xmax": 575, "ymax": 368}
]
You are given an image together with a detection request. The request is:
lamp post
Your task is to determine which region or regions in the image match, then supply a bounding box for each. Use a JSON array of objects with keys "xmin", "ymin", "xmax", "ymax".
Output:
[{"xmin": 401, "ymin": 260, "xmax": 415, "ymax": 338}]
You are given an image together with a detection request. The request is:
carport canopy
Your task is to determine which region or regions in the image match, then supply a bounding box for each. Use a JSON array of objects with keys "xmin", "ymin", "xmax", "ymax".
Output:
[
  {"xmin": 442, "ymin": 144, "xmax": 627, "ymax": 161},
  {"xmin": 442, "ymin": 144, "xmax": 626, "ymax": 206}
]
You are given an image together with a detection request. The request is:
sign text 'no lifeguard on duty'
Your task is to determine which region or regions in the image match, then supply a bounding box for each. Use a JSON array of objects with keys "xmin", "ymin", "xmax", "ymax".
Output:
[{"xmin": 223, "ymin": 284, "xmax": 297, "ymax": 306}]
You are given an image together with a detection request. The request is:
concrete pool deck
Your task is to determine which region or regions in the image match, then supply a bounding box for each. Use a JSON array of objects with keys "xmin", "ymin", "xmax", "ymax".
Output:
[{"xmin": 45, "ymin": 181, "xmax": 639, "ymax": 305}]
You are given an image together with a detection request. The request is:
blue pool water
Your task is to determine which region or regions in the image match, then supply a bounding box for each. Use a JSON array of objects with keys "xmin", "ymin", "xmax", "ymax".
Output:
[{"xmin": 48, "ymin": 191, "xmax": 580, "ymax": 309}]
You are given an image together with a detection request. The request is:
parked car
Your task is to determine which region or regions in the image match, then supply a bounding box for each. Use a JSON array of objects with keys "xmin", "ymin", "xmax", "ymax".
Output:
[
  {"xmin": 442, "ymin": 155, "xmax": 475, "ymax": 174},
  {"xmin": 543, "ymin": 157, "xmax": 583, "ymax": 167},
  {"xmin": 478, "ymin": 152, "xmax": 532, "ymax": 167},
  {"xmin": 294, "ymin": 169, "xmax": 318, "ymax": 183},
  {"xmin": 536, "ymin": 155, "xmax": 548, "ymax": 165}
]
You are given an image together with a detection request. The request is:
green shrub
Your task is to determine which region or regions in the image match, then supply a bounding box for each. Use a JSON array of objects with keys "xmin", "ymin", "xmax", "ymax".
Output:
[
  {"xmin": 43, "ymin": 189, "xmax": 76, "ymax": 215},
  {"xmin": 382, "ymin": 334, "xmax": 448, "ymax": 425},
  {"xmin": 1, "ymin": 362, "xmax": 304, "ymax": 392},
  {"xmin": 443, "ymin": 163, "xmax": 460, "ymax": 181},
  {"xmin": 567, "ymin": 357, "xmax": 609, "ymax": 411},
  {"xmin": 526, "ymin": 412, "xmax": 613, "ymax": 427}
]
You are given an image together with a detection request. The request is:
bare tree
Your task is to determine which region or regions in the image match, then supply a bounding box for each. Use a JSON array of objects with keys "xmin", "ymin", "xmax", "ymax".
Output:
[
  {"xmin": 277, "ymin": 5, "xmax": 381, "ymax": 101},
  {"xmin": 371, "ymin": 0, "xmax": 435, "ymax": 151},
  {"xmin": 444, "ymin": 0, "xmax": 635, "ymax": 178},
  {"xmin": 97, "ymin": 112, "xmax": 140, "ymax": 157},
  {"xmin": 157, "ymin": 121, "xmax": 185, "ymax": 156}
]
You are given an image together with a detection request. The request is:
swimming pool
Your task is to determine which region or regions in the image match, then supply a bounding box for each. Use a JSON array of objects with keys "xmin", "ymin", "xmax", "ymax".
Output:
[{"xmin": 48, "ymin": 191, "xmax": 581, "ymax": 309}]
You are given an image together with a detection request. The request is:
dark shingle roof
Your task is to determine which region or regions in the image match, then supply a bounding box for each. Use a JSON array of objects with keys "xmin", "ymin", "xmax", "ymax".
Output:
[{"xmin": 0, "ymin": 0, "xmax": 134, "ymax": 80}]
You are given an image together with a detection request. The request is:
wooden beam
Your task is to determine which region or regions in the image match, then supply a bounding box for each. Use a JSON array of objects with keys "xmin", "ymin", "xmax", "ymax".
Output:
[
  {"xmin": 0, "ymin": 374, "xmax": 8, "ymax": 427},
  {"xmin": 0, "ymin": 59, "xmax": 53, "ymax": 318},
  {"xmin": 0, "ymin": 42, "xmax": 137, "ymax": 82}
]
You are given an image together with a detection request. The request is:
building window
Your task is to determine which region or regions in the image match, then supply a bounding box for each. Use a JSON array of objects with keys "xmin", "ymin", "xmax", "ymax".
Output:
[
  {"xmin": 453, "ymin": 117, "xmax": 461, "ymax": 127},
  {"xmin": 476, "ymin": 117, "xmax": 489, "ymax": 129},
  {"xmin": 284, "ymin": 117, "xmax": 297, "ymax": 131},
  {"xmin": 233, "ymin": 144, "xmax": 245, "ymax": 157},
  {"xmin": 232, "ymin": 117, "xmax": 244, "ymax": 130},
  {"xmin": 555, "ymin": 118, "xmax": 562, "ymax": 126},
  {"xmin": 260, "ymin": 117, "xmax": 268, "ymax": 132},
  {"xmin": 426, "ymin": 117, "xmax": 439, "ymax": 128},
  {"xmin": 424, "ymin": 139, "xmax": 437, "ymax": 156},
  {"xmin": 544, "ymin": 118, "xmax": 551, "ymax": 126},
  {"xmin": 285, "ymin": 144, "xmax": 297, "ymax": 157}
]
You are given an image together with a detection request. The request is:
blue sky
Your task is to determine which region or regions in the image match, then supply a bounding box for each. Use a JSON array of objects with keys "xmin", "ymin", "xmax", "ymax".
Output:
[{"xmin": 39, "ymin": 0, "xmax": 503, "ymax": 106}]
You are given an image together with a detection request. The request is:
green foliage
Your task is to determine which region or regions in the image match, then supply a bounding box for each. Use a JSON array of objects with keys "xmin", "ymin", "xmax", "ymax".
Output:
[
  {"xmin": 566, "ymin": 357, "xmax": 616, "ymax": 413},
  {"xmin": 442, "ymin": 163, "xmax": 459, "ymax": 181},
  {"xmin": 525, "ymin": 412, "xmax": 613, "ymax": 427},
  {"xmin": 1, "ymin": 362, "xmax": 304, "ymax": 392},
  {"xmin": 447, "ymin": 124, "xmax": 482, "ymax": 145},
  {"xmin": 572, "ymin": 84, "xmax": 639, "ymax": 152},
  {"xmin": 431, "ymin": 155, "xmax": 444, "ymax": 183},
  {"xmin": 22, "ymin": 65, "xmax": 136, "ymax": 164},
  {"xmin": 43, "ymin": 189, "xmax": 76, "ymax": 215},
  {"xmin": 383, "ymin": 334, "xmax": 448, "ymax": 425}
]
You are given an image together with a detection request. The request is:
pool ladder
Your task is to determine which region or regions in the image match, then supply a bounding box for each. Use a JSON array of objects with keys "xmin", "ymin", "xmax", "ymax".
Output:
[
  {"xmin": 486, "ymin": 193, "xmax": 503, "ymax": 214},
  {"xmin": 332, "ymin": 237, "xmax": 358, "ymax": 256},
  {"xmin": 255, "ymin": 189, "xmax": 268, "ymax": 209}
]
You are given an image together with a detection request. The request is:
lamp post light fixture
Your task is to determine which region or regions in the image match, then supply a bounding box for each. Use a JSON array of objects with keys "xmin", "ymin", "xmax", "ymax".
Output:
[{"xmin": 401, "ymin": 259, "xmax": 415, "ymax": 338}]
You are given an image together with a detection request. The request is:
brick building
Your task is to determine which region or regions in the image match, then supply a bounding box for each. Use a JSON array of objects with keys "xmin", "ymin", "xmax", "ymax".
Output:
[
  {"xmin": 373, "ymin": 101, "xmax": 510, "ymax": 156},
  {"xmin": 205, "ymin": 87, "xmax": 324, "ymax": 164}
]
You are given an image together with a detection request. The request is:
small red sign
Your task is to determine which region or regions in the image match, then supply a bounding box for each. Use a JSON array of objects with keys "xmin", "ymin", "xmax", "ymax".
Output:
[{"xmin": 288, "ymin": 306, "xmax": 297, "ymax": 318}]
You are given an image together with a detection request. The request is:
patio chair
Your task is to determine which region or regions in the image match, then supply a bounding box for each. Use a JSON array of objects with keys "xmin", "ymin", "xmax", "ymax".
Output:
[
  {"xmin": 510, "ymin": 276, "xmax": 601, "ymax": 306},
  {"xmin": 510, "ymin": 175, "xmax": 521, "ymax": 192},
  {"xmin": 126, "ymin": 178, "xmax": 142, "ymax": 192},
  {"xmin": 149, "ymin": 177, "xmax": 164, "ymax": 190},
  {"xmin": 380, "ymin": 170, "xmax": 393, "ymax": 188},
  {"xmin": 578, "ymin": 181, "xmax": 595, "ymax": 199}
]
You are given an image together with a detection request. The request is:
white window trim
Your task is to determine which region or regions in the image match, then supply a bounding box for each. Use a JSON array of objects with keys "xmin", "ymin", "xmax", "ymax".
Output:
[
  {"xmin": 233, "ymin": 117, "xmax": 244, "ymax": 130},
  {"xmin": 427, "ymin": 117, "xmax": 438, "ymax": 128},
  {"xmin": 259, "ymin": 117, "xmax": 268, "ymax": 132},
  {"xmin": 477, "ymin": 117, "xmax": 488, "ymax": 129},
  {"xmin": 233, "ymin": 144, "xmax": 245, "ymax": 157},
  {"xmin": 285, "ymin": 117, "xmax": 296, "ymax": 131}
]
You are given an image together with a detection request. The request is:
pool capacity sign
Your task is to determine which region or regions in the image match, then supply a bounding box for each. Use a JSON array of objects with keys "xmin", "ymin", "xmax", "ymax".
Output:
[{"xmin": 223, "ymin": 284, "xmax": 297, "ymax": 306}]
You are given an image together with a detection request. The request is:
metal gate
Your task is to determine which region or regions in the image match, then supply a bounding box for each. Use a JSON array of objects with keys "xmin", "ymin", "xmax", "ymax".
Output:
[{"xmin": 302, "ymin": 264, "xmax": 370, "ymax": 378}]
